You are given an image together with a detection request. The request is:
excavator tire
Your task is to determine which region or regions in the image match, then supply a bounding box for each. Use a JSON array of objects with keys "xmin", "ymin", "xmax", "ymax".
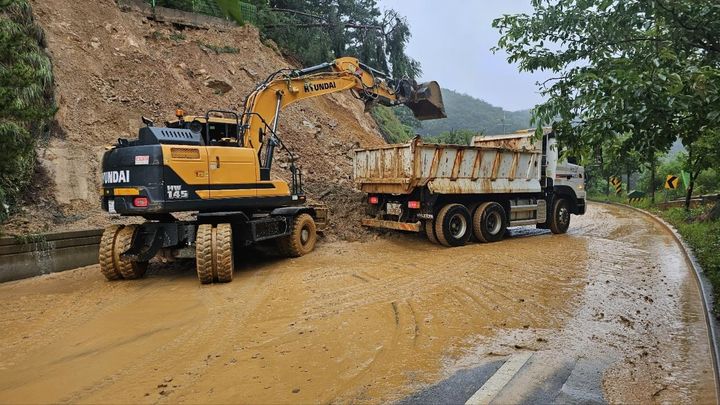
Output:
[
  {"xmin": 279, "ymin": 214, "xmax": 317, "ymax": 258},
  {"xmin": 424, "ymin": 219, "xmax": 438, "ymax": 244},
  {"xmin": 214, "ymin": 224, "xmax": 234, "ymax": 283},
  {"xmin": 113, "ymin": 225, "xmax": 148, "ymax": 279},
  {"xmin": 196, "ymin": 224, "xmax": 214, "ymax": 284},
  {"xmin": 99, "ymin": 225, "xmax": 123, "ymax": 281}
]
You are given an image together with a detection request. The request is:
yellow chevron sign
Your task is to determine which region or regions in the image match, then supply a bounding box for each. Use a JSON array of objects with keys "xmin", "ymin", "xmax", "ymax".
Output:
[
  {"xmin": 665, "ymin": 175, "xmax": 680, "ymax": 190},
  {"xmin": 609, "ymin": 176, "xmax": 623, "ymax": 195}
]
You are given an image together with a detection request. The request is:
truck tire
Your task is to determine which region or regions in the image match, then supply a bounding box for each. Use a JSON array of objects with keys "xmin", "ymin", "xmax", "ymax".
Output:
[
  {"xmin": 113, "ymin": 225, "xmax": 148, "ymax": 279},
  {"xmin": 279, "ymin": 214, "xmax": 317, "ymax": 257},
  {"xmin": 196, "ymin": 224, "xmax": 214, "ymax": 284},
  {"xmin": 424, "ymin": 219, "xmax": 438, "ymax": 244},
  {"xmin": 215, "ymin": 224, "xmax": 234, "ymax": 283},
  {"xmin": 473, "ymin": 202, "xmax": 507, "ymax": 243},
  {"xmin": 434, "ymin": 203, "xmax": 472, "ymax": 247},
  {"xmin": 99, "ymin": 225, "xmax": 123, "ymax": 281},
  {"xmin": 549, "ymin": 198, "xmax": 571, "ymax": 234}
]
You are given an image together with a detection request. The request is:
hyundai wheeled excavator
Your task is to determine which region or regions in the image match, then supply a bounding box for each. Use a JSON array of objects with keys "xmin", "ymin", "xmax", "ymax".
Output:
[{"xmin": 99, "ymin": 57, "xmax": 445, "ymax": 284}]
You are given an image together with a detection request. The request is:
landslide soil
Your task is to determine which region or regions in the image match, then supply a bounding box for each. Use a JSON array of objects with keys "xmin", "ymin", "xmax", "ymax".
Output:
[
  {"xmin": 0, "ymin": 204, "xmax": 714, "ymax": 403},
  {"xmin": 4, "ymin": 0, "xmax": 385, "ymax": 240}
]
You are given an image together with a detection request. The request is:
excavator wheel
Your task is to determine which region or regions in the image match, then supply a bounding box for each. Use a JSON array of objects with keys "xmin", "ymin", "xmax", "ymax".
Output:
[
  {"xmin": 424, "ymin": 219, "xmax": 438, "ymax": 244},
  {"xmin": 214, "ymin": 224, "xmax": 234, "ymax": 283},
  {"xmin": 99, "ymin": 225, "xmax": 123, "ymax": 281},
  {"xmin": 278, "ymin": 214, "xmax": 317, "ymax": 258},
  {"xmin": 196, "ymin": 224, "xmax": 214, "ymax": 284},
  {"xmin": 113, "ymin": 225, "xmax": 149, "ymax": 279}
]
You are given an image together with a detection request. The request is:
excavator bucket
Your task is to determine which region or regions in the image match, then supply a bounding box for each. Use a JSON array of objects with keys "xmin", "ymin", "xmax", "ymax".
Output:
[{"xmin": 406, "ymin": 81, "xmax": 446, "ymax": 120}]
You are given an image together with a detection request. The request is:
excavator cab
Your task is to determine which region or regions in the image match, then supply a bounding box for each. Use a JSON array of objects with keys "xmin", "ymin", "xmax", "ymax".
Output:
[{"xmin": 166, "ymin": 111, "xmax": 240, "ymax": 146}]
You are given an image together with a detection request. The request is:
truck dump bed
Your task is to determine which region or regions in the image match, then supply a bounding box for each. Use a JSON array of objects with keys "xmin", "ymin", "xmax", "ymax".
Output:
[{"xmin": 354, "ymin": 135, "xmax": 543, "ymax": 195}]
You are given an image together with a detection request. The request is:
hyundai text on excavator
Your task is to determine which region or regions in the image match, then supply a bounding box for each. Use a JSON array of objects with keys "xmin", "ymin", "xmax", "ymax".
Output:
[{"xmin": 99, "ymin": 57, "xmax": 445, "ymax": 284}]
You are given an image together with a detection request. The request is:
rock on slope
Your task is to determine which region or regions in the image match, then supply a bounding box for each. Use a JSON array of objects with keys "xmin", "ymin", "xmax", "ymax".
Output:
[{"xmin": 6, "ymin": 0, "xmax": 386, "ymax": 241}]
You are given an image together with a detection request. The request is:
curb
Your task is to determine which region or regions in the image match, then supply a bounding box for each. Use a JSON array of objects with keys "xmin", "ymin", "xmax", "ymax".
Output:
[
  {"xmin": 0, "ymin": 229, "xmax": 103, "ymax": 283},
  {"xmin": 597, "ymin": 201, "xmax": 720, "ymax": 400}
]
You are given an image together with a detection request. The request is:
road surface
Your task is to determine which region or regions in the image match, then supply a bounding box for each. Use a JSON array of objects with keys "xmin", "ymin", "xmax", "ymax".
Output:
[{"xmin": 0, "ymin": 203, "xmax": 715, "ymax": 403}]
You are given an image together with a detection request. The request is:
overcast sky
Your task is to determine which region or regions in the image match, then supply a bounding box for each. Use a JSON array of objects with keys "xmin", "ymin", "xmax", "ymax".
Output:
[{"xmin": 376, "ymin": 0, "xmax": 550, "ymax": 111}]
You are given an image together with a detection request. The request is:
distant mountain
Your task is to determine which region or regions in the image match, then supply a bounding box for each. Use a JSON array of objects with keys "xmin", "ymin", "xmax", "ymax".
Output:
[{"xmin": 417, "ymin": 88, "xmax": 533, "ymax": 136}]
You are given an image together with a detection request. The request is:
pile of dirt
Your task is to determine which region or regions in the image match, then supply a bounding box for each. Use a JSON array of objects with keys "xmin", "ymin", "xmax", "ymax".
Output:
[{"xmin": 4, "ymin": 0, "xmax": 386, "ymax": 241}]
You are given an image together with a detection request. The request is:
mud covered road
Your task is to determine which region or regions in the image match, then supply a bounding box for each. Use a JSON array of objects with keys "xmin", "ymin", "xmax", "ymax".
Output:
[{"xmin": 0, "ymin": 203, "xmax": 715, "ymax": 403}]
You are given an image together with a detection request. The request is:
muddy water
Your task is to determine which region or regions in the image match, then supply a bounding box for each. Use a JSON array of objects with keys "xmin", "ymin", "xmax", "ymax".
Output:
[{"xmin": 0, "ymin": 203, "xmax": 714, "ymax": 403}]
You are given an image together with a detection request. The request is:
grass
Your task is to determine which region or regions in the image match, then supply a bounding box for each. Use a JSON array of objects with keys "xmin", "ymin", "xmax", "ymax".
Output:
[
  {"xmin": 590, "ymin": 192, "xmax": 720, "ymax": 315},
  {"xmin": 169, "ymin": 32, "xmax": 186, "ymax": 42},
  {"xmin": 655, "ymin": 206, "xmax": 720, "ymax": 314}
]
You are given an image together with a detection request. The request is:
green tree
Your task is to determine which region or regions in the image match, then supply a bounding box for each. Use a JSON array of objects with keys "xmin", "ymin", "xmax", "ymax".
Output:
[
  {"xmin": 260, "ymin": 1, "xmax": 419, "ymax": 79},
  {"xmin": 0, "ymin": 0, "xmax": 55, "ymax": 221},
  {"xmin": 370, "ymin": 105, "xmax": 414, "ymax": 143},
  {"xmin": 493, "ymin": 0, "xmax": 720, "ymax": 207},
  {"xmin": 429, "ymin": 129, "xmax": 477, "ymax": 146}
]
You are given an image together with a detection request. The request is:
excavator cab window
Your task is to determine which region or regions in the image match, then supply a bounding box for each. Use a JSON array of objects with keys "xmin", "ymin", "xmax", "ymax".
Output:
[{"xmin": 206, "ymin": 122, "xmax": 239, "ymax": 146}]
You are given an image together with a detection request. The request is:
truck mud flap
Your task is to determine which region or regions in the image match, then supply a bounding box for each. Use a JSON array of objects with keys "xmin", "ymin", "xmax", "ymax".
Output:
[{"xmin": 361, "ymin": 218, "xmax": 421, "ymax": 232}]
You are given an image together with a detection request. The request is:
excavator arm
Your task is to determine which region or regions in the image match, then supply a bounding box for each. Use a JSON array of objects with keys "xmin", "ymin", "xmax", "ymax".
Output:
[{"xmin": 239, "ymin": 57, "xmax": 445, "ymax": 154}]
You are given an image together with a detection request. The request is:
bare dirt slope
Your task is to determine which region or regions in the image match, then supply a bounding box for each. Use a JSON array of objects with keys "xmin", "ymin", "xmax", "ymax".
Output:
[
  {"xmin": 4, "ymin": 0, "xmax": 385, "ymax": 240},
  {"xmin": 0, "ymin": 204, "xmax": 713, "ymax": 403}
]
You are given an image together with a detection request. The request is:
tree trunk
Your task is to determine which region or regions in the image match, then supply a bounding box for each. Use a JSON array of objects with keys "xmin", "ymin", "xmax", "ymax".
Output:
[
  {"xmin": 606, "ymin": 177, "xmax": 610, "ymax": 197},
  {"xmin": 626, "ymin": 162, "xmax": 631, "ymax": 192},
  {"xmin": 684, "ymin": 180, "xmax": 694, "ymax": 211},
  {"xmin": 685, "ymin": 170, "xmax": 700, "ymax": 211},
  {"xmin": 650, "ymin": 156, "xmax": 656, "ymax": 204}
]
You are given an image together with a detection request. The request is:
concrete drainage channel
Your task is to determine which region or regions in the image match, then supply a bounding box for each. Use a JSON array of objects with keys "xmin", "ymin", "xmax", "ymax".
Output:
[{"xmin": 0, "ymin": 229, "xmax": 103, "ymax": 283}]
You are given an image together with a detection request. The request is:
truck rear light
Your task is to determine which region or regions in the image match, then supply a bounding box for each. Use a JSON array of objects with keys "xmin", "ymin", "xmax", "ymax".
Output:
[
  {"xmin": 133, "ymin": 197, "xmax": 149, "ymax": 207},
  {"xmin": 368, "ymin": 196, "xmax": 379, "ymax": 205},
  {"xmin": 408, "ymin": 200, "xmax": 421, "ymax": 209}
]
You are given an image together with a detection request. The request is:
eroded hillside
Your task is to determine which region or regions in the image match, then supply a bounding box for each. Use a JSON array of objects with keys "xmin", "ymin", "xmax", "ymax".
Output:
[{"xmin": 6, "ymin": 0, "xmax": 386, "ymax": 240}]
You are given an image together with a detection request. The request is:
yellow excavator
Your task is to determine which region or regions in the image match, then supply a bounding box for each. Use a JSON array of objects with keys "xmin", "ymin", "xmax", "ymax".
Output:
[{"xmin": 99, "ymin": 57, "xmax": 445, "ymax": 284}]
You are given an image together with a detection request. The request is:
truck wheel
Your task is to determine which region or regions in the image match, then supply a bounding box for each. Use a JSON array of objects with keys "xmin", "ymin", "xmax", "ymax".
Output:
[
  {"xmin": 279, "ymin": 214, "xmax": 317, "ymax": 257},
  {"xmin": 549, "ymin": 198, "xmax": 571, "ymax": 234},
  {"xmin": 434, "ymin": 203, "xmax": 472, "ymax": 247},
  {"xmin": 113, "ymin": 225, "xmax": 148, "ymax": 279},
  {"xmin": 196, "ymin": 224, "xmax": 214, "ymax": 284},
  {"xmin": 473, "ymin": 202, "xmax": 507, "ymax": 243},
  {"xmin": 424, "ymin": 219, "xmax": 438, "ymax": 244},
  {"xmin": 99, "ymin": 225, "xmax": 123, "ymax": 281},
  {"xmin": 215, "ymin": 224, "xmax": 234, "ymax": 283}
]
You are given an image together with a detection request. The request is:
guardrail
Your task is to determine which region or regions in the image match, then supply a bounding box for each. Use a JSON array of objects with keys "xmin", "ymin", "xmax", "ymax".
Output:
[
  {"xmin": 0, "ymin": 229, "xmax": 103, "ymax": 283},
  {"xmin": 657, "ymin": 194, "xmax": 720, "ymax": 210}
]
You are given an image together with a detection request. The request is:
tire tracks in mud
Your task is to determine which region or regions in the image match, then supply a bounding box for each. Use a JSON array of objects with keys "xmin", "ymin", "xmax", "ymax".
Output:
[{"xmin": 63, "ymin": 270, "xmax": 280, "ymax": 403}]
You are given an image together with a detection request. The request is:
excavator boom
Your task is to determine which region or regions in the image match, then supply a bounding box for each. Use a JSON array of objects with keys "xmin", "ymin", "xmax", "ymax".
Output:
[{"xmin": 239, "ymin": 57, "xmax": 445, "ymax": 151}]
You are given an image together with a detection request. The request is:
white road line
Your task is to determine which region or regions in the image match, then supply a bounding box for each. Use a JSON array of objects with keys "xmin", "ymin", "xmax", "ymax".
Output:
[{"xmin": 465, "ymin": 352, "xmax": 533, "ymax": 405}]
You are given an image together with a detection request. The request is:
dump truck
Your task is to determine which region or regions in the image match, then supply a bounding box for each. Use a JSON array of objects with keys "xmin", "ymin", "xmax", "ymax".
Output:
[
  {"xmin": 353, "ymin": 129, "xmax": 586, "ymax": 246},
  {"xmin": 99, "ymin": 57, "xmax": 445, "ymax": 283}
]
